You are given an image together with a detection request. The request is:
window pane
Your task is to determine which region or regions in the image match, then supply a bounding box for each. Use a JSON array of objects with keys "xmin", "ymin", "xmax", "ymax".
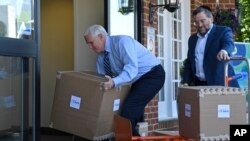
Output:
[
  {"xmin": 159, "ymin": 60, "xmax": 165, "ymax": 101},
  {"xmin": 158, "ymin": 16, "xmax": 163, "ymax": 35},
  {"xmin": 173, "ymin": 21, "xmax": 177, "ymax": 38},
  {"xmin": 173, "ymin": 11, "xmax": 177, "ymax": 18},
  {"xmin": 178, "ymin": 62, "xmax": 182, "ymax": 79},
  {"xmin": 0, "ymin": 0, "xmax": 34, "ymax": 40},
  {"xmin": 174, "ymin": 62, "xmax": 178, "ymax": 79},
  {"xmin": 158, "ymin": 37, "xmax": 164, "ymax": 57},
  {"xmin": 171, "ymin": 82, "xmax": 178, "ymax": 101},
  {"xmin": 159, "ymin": 87, "xmax": 165, "ymax": 101},
  {"xmin": 159, "ymin": 0, "xmax": 164, "ymax": 5},
  {"xmin": 178, "ymin": 5, "xmax": 181, "ymax": 19},
  {"xmin": 174, "ymin": 41, "xmax": 178, "ymax": 60},
  {"xmin": 0, "ymin": 56, "xmax": 21, "ymax": 140},
  {"xmin": 178, "ymin": 42, "xmax": 182, "ymax": 59},
  {"xmin": 174, "ymin": 82, "xmax": 178, "ymax": 100},
  {"xmin": 109, "ymin": 0, "xmax": 135, "ymax": 37},
  {"xmin": 178, "ymin": 22, "xmax": 182, "ymax": 40}
]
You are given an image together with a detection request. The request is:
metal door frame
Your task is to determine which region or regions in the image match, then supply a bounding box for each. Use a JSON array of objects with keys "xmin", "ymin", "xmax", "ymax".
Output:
[{"xmin": 0, "ymin": 0, "xmax": 40, "ymax": 141}]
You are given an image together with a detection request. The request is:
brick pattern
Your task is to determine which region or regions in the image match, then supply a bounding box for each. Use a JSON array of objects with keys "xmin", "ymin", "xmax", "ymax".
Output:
[
  {"xmin": 141, "ymin": 0, "xmax": 235, "ymax": 135},
  {"xmin": 142, "ymin": 0, "xmax": 160, "ymax": 135},
  {"xmin": 144, "ymin": 96, "xmax": 159, "ymax": 135}
]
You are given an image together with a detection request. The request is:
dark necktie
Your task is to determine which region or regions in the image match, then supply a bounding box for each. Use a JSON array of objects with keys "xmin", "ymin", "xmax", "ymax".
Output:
[{"xmin": 104, "ymin": 51, "xmax": 113, "ymax": 77}]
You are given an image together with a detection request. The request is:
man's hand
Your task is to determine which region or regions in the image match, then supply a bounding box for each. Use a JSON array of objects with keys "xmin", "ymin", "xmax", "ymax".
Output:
[
  {"xmin": 217, "ymin": 50, "xmax": 230, "ymax": 61},
  {"xmin": 102, "ymin": 75, "xmax": 114, "ymax": 90}
]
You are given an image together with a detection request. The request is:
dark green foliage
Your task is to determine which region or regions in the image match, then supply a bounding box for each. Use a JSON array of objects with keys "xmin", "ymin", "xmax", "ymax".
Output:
[
  {"xmin": 235, "ymin": 0, "xmax": 250, "ymax": 42},
  {"xmin": 214, "ymin": 6, "xmax": 239, "ymax": 34}
]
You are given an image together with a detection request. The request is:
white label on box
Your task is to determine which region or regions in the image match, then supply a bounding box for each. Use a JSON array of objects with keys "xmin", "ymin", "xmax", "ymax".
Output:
[
  {"xmin": 218, "ymin": 104, "xmax": 230, "ymax": 118},
  {"xmin": 185, "ymin": 104, "xmax": 191, "ymax": 117},
  {"xmin": 113, "ymin": 99, "xmax": 120, "ymax": 111},
  {"xmin": 70, "ymin": 95, "xmax": 81, "ymax": 109}
]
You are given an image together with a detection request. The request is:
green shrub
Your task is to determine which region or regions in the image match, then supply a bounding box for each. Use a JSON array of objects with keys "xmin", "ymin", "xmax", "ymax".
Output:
[{"xmin": 235, "ymin": 0, "xmax": 250, "ymax": 42}]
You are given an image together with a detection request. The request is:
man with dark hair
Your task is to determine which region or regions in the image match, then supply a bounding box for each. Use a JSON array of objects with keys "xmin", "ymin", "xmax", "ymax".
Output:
[{"xmin": 183, "ymin": 5, "xmax": 239, "ymax": 87}]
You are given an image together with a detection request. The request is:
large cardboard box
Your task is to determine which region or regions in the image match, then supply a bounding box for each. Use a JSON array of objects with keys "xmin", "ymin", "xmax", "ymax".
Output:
[
  {"xmin": 178, "ymin": 86, "xmax": 247, "ymax": 141},
  {"xmin": 50, "ymin": 71, "xmax": 130, "ymax": 140}
]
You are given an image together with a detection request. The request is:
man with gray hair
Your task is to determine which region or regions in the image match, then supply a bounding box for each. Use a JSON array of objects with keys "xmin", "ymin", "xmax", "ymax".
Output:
[{"xmin": 84, "ymin": 24, "xmax": 165, "ymax": 136}]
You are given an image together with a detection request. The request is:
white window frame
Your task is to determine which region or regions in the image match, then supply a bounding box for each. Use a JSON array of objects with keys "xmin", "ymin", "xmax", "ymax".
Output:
[{"xmin": 158, "ymin": 0, "xmax": 191, "ymax": 121}]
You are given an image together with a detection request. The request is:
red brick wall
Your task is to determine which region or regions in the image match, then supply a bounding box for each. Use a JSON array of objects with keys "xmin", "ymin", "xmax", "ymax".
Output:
[
  {"xmin": 142, "ymin": 0, "xmax": 161, "ymax": 135},
  {"xmin": 141, "ymin": 0, "xmax": 236, "ymax": 135}
]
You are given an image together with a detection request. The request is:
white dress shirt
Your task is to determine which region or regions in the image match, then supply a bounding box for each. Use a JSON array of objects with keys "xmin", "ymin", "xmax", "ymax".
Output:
[{"xmin": 195, "ymin": 25, "xmax": 213, "ymax": 81}]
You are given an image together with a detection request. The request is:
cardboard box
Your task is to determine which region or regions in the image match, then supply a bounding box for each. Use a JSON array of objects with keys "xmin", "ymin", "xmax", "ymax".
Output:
[
  {"xmin": 178, "ymin": 86, "xmax": 247, "ymax": 141},
  {"xmin": 50, "ymin": 71, "xmax": 130, "ymax": 140}
]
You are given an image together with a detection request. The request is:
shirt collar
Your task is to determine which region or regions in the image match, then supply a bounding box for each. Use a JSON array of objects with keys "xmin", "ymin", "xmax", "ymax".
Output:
[{"xmin": 105, "ymin": 36, "xmax": 111, "ymax": 53}]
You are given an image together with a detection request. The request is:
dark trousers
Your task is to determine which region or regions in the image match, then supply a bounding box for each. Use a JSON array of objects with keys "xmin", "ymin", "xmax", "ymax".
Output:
[
  {"xmin": 194, "ymin": 76, "xmax": 207, "ymax": 86},
  {"xmin": 120, "ymin": 64, "xmax": 165, "ymax": 136}
]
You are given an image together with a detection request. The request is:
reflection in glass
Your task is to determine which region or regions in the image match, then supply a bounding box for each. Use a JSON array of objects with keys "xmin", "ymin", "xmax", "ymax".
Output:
[
  {"xmin": 173, "ymin": 20, "xmax": 177, "ymax": 38},
  {"xmin": 108, "ymin": 0, "xmax": 135, "ymax": 38},
  {"xmin": 174, "ymin": 82, "xmax": 178, "ymax": 100},
  {"xmin": 118, "ymin": 0, "xmax": 134, "ymax": 15},
  {"xmin": 159, "ymin": 38, "xmax": 164, "ymax": 57},
  {"xmin": 173, "ymin": 41, "xmax": 177, "ymax": 59},
  {"xmin": 0, "ymin": 56, "xmax": 21, "ymax": 140},
  {"xmin": 159, "ymin": 60, "xmax": 165, "ymax": 101},
  {"xmin": 0, "ymin": 0, "xmax": 34, "ymax": 40},
  {"xmin": 159, "ymin": 16, "xmax": 163, "ymax": 35},
  {"xmin": 178, "ymin": 22, "xmax": 181, "ymax": 39},
  {"xmin": 178, "ymin": 42, "xmax": 181, "ymax": 58}
]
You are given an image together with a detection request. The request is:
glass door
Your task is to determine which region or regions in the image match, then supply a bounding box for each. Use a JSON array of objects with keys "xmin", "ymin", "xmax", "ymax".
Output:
[
  {"xmin": 104, "ymin": 0, "xmax": 142, "ymax": 41},
  {"xmin": 157, "ymin": 0, "xmax": 190, "ymax": 120},
  {"xmin": 0, "ymin": 0, "xmax": 40, "ymax": 141}
]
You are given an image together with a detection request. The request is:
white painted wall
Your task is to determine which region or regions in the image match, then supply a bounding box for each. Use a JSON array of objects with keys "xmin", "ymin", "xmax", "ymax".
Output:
[
  {"xmin": 74, "ymin": 0, "xmax": 104, "ymax": 72},
  {"xmin": 41, "ymin": 0, "xmax": 74, "ymax": 126}
]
